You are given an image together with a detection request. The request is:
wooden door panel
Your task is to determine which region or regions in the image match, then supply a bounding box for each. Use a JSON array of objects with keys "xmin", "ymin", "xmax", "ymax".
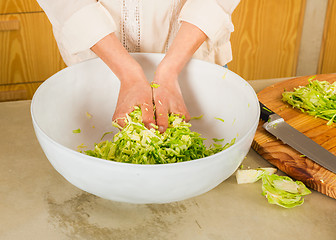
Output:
[
  {"xmin": 318, "ymin": 0, "xmax": 336, "ymax": 74},
  {"xmin": 229, "ymin": 0, "xmax": 306, "ymax": 80},
  {"xmin": 0, "ymin": 12, "xmax": 66, "ymax": 85},
  {"xmin": 0, "ymin": 0, "xmax": 42, "ymax": 14}
]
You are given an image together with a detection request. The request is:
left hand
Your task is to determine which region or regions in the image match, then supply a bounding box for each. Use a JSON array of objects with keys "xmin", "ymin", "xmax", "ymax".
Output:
[
  {"xmin": 151, "ymin": 21, "xmax": 207, "ymax": 133},
  {"xmin": 152, "ymin": 65, "xmax": 190, "ymax": 133}
]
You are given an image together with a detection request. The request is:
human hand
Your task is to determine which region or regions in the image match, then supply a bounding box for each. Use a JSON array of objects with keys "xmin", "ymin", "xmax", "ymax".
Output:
[
  {"xmin": 152, "ymin": 66, "xmax": 190, "ymax": 133},
  {"xmin": 150, "ymin": 21, "xmax": 206, "ymax": 133},
  {"xmin": 91, "ymin": 34, "xmax": 156, "ymax": 129},
  {"xmin": 113, "ymin": 71, "xmax": 155, "ymax": 130}
]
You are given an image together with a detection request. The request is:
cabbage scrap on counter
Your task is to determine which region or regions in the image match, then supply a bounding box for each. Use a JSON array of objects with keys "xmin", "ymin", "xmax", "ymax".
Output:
[
  {"xmin": 261, "ymin": 174, "xmax": 311, "ymax": 208},
  {"xmin": 83, "ymin": 107, "xmax": 235, "ymax": 164},
  {"xmin": 236, "ymin": 168, "xmax": 311, "ymax": 208},
  {"xmin": 282, "ymin": 76, "xmax": 336, "ymax": 125}
]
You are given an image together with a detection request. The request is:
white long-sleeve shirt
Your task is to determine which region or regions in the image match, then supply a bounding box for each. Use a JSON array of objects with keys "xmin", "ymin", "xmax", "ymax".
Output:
[{"xmin": 37, "ymin": 0, "xmax": 240, "ymax": 66}]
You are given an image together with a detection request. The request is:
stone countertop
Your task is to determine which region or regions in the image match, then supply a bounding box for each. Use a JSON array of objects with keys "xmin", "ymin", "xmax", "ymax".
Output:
[{"xmin": 0, "ymin": 78, "xmax": 335, "ymax": 240}]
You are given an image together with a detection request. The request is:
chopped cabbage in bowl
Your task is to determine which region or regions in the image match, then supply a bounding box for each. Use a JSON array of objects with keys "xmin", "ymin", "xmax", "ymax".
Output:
[{"xmin": 84, "ymin": 107, "xmax": 235, "ymax": 164}]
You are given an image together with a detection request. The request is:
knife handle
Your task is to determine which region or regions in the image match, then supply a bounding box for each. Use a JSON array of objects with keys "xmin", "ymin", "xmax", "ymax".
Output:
[{"xmin": 259, "ymin": 101, "xmax": 275, "ymax": 122}]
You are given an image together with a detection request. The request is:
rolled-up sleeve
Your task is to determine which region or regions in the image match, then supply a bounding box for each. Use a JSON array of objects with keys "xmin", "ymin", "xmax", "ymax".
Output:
[
  {"xmin": 36, "ymin": 0, "xmax": 116, "ymax": 55},
  {"xmin": 179, "ymin": 0, "xmax": 240, "ymax": 41}
]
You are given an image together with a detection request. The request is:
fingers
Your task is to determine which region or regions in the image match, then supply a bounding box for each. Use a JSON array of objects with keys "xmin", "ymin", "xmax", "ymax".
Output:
[
  {"xmin": 112, "ymin": 78, "xmax": 190, "ymax": 133},
  {"xmin": 140, "ymin": 102, "xmax": 156, "ymax": 130},
  {"xmin": 154, "ymin": 95, "xmax": 191, "ymax": 133},
  {"xmin": 112, "ymin": 79, "xmax": 156, "ymax": 130},
  {"xmin": 169, "ymin": 104, "xmax": 191, "ymax": 123},
  {"xmin": 182, "ymin": 108, "xmax": 191, "ymax": 122},
  {"xmin": 112, "ymin": 105, "xmax": 134, "ymax": 128},
  {"xmin": 154, "ymin": 99, "xmax": 169, "ymax": 133},
  {"xmin": 113, "ymin": 103, "xmax": 156, "ymax": 130}
]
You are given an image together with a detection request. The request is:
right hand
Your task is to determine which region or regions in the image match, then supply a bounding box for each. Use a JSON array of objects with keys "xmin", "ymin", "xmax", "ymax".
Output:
[
  {"xmin": 152, "ymin": 65, "xmax": 190, "ymax": 133},
  {"xmin": 90, "ymin": 34, "xmax": 155, "ymax": 129},
  {"xmin": 112, "ymin": 70, "xmax": 155, "ymax": 130}
]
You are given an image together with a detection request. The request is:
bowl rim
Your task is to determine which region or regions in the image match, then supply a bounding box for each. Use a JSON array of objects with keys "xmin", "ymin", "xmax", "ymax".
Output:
[{"xmin": 31, "ymin": 54, "xmax": 260, "ymax": 168}]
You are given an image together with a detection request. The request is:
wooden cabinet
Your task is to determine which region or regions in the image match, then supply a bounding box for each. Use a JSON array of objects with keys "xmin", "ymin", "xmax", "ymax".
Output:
[
  {"xmin": 0, "ymin": 0, "xmax": 42, "ymax": 14},
  {"xmin": 0, "ymin": 0, "xmax": 66, "ymax": 101},
  {"xmin": 319, "ymin": 0, "xmax": 336, "ymax": 74},
  {"xmin": 228, "ymin": 0, "xmax": 306, "ymax": 80}
]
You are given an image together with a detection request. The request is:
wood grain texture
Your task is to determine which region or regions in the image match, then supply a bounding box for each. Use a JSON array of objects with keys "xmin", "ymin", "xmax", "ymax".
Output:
[
  {"xmin": 0, "ymin": 19, "xmax": 20, "ymax": 31},
  {"xmin": 0, "ymin": 0, "xmax": 42, "ymax": 14},
  {"xmin": 252, "ymin": 74, "xmax": 336, "ymax": 199},
  {"xmin": 0, "ymin": 88, "xmax": 27, "ymax": 102},
  {"xmin": 318, "ymin": 0, "xmax": 336, "ymax": 74},
  {"xmin": 0, "ymin": 82, "xmax": 42, "ymax": 100},
  {"xmin": 0, "ymin": 12, "xmax": 66, "ymax": 85},
  {"xmin": 229, "ymin": 0, "xmax": 306, "ymax": 80}
]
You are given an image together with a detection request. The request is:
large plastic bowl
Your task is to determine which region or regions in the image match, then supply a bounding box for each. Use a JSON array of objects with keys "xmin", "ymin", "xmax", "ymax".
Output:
[{"xmin": 31, "ymin": 53, "xmax": 260, "ymax": 204}]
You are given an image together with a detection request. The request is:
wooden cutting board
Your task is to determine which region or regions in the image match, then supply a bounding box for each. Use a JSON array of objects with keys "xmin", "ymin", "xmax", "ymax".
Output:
[{"xmin": 252, "ymin": 74, "xmax": 336, "ymax": 199}]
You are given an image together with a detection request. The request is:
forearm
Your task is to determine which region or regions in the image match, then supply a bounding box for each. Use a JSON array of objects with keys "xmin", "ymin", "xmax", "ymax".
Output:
[
  {"xmin": 90, "ymin": 33, "xmax": 143, "ymax": 85},
  {"xmin": 91, "ymin": 33, "xmax": 155, "ymax": 128},
  {"xmin": 159, "ymin": 21, "xmax": 207, "ymax": 74},
  {"xmin": 152, "ymin": 21, "xmax": 206, "ymax": 130}
]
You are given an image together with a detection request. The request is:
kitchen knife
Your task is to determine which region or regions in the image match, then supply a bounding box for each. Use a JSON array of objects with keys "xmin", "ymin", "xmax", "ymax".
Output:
[{"xmin": 259, "ymin": 101, "xmax": 336, "ymax": 174}]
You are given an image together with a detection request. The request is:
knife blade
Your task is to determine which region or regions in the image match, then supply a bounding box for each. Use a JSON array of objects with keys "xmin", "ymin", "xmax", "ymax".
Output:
[{"xmin": 259, "ymin": 101, "xmax": 336, "ymax": 174}]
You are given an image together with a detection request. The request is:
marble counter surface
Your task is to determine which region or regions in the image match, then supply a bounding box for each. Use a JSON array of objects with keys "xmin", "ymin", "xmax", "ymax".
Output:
[{"xmin": 1, "ymin": 78, "xmax": 335, "ymax": 240}]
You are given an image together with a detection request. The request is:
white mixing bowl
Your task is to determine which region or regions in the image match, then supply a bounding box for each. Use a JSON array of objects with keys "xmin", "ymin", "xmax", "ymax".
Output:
[{"xmin": 31, "ymin": 53, "xmax": 260, "ymax": 204}]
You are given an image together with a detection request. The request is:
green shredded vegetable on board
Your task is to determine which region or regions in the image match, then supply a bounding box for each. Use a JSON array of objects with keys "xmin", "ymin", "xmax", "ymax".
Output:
[
  {"xmin": 282, "ymin": 76, "xmax": 336, "ymax": 125},
  {"xmin": 83, "ymin": 106, "xmax": 235, "ymax": 164}
]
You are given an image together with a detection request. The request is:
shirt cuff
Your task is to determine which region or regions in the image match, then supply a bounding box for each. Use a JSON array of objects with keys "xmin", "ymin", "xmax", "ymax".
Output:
[
  {"xmin": 61, "ymin": 2, "xmax": 116, "ymax": 55},
  {"xmin": 179, "ymin": 0, "xmax": 234, "ymax": 41}
]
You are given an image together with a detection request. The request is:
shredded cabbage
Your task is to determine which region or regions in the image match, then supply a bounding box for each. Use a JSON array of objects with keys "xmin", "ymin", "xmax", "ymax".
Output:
[
  {"xmin": 83, "ymin": 106, "xmax": 235, "ymax": 164},
  {"xmin": 261, "ymin": 174, "xmax": 311, "ymax": 208},
  {"xmin": 237, "ymin": 168, "xmax": 311, "ymax": 208},
  {"xmin": 282, "ymin": 76, "xmax": 336, "ymax": 125},
  {"xmin": 190, "ymin": 115, "xmax": 203, "ymax": 120},
  {"xmin": 72, "ymin": 128, "xmax": 81, "ymax": 133},
  {"xmin": 236, "ymin": 168, "xmax": 277, "ymax": 184},
  {"xmin": 150, "ymin": 83, "xmax": 160, "ymax": 88},
  {"xmin": 86, "ymin": 112, "xmax": 92, "ymax": 119}
]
